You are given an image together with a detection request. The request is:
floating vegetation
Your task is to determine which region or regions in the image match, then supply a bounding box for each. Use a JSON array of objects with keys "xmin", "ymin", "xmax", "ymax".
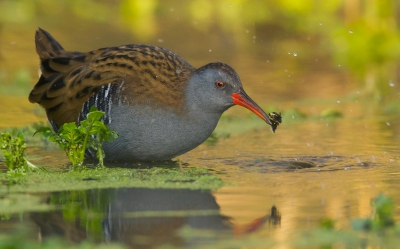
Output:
[{"xmin": 0, "ymin": 167, "xmax": 224, "ymax": 198}]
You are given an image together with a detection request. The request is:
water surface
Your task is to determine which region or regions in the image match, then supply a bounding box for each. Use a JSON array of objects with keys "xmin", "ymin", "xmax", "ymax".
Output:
[
  {"xmin": 1, "ymin": 1, "xmax": 400, "ymax": 248},
  {"xmin": 1, "ymin": 112, "xmax": 400, "ymax": 248}
]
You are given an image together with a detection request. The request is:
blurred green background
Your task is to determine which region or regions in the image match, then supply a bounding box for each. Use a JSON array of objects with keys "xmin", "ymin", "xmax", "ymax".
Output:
[{"xmin": 0, "ymin": 0, "xmax": 400, "ymax": 123}]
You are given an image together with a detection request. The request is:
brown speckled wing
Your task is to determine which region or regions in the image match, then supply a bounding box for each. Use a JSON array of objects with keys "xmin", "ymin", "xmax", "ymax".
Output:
[{"xmin": 29, "ymin": 28, "xmax": 195, "ymax": 127}]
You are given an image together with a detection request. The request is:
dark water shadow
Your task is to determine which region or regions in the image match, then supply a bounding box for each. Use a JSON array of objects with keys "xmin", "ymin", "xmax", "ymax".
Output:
[
  {"xmin": 211, "ymin": 154, "xmax": 378, "ymax": 174},
  {"xmin": 27, "ymin": 187, "xmax": 280, "ymax": 248}
]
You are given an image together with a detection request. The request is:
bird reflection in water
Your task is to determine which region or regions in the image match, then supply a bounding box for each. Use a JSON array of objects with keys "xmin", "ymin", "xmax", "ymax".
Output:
[{"xmin": 31, "ymin": 187, "xmax": 281, "ymax": 248}]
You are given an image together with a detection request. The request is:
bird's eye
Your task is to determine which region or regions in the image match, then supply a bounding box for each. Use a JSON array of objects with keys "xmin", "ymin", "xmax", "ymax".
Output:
[{"xmin": 215, "ymin": 80, "xmax": 225, "ymax": 89}]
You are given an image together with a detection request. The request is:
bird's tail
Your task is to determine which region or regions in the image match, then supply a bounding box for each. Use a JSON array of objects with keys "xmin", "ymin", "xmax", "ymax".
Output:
[
  {"xmin": 35, "ymin": 27, "xmax": 65, "ymax": 60},
  {"xmin": 29, "ymin": 28, "xmax": 89, "ymax": 127}
]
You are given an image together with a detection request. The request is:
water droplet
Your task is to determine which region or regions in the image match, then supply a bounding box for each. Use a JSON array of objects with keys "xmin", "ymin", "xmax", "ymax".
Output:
[
  {"xmin": 349, "ymin": 30, "xmax": 353, "ymax": 34},
  {"xmin": 293, "ymin": 52, "xmax": 297, "ymax": 56},
  {"xmin": 266, "ymin": 60, "xmax": 270, "ymax": 63},
  {"xmin": 319, "ymin": 22, "xmax": 322, "ymax": 25},
  {"xmin": 291, "ymin": 114, "xmax": 295, "ymax": 119},
  {"xmin": 170, "ymin": 8, "xmax": 174, "ymax": 12},
  {"xmin": 245, "ymin": 30, "xmax": 249, "ymax": 33},
  {"xmin": 209, "ymin": 49, "xmax": 212, "ymax": 52},
  {"xmin": 338, "ymin": 64, "xmax": 341, "ymax": 67},
  {"xmin": 288, "ymin": 52, "xmax": 291, "ymax": 55},
  {"xmin": 389, "ymin": 80, "xmax": 395, "ymax": 87},
  {"xmin": 253, "ymin": 36, "xmax": 256, "ymax": 39},
  {"xmin": 337, "ymin": 99, "xmax": 340, "ymax": 103},
  {"xmin": 157, "ymin": 39, "xmax": 163, "ymax": 43},
  {"xmin": 344, "ymin": 166, "xmax": 350, "ymax": 170},
  {"xmin": 386, "ymin": 122, "xmax": 390, "ymax": 126},
  {"xmin": 307, "ymin": 142, "xmax": 311, "ymax": 147},
  {"xmin": 390, "ymin": 158, "xmax": 395, "ymax": 163}
]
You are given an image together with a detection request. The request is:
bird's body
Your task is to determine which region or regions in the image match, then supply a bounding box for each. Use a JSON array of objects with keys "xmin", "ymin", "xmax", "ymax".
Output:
[{"xmin": 29, "ymin": 28, "xmax": 281, "ymax": 162}]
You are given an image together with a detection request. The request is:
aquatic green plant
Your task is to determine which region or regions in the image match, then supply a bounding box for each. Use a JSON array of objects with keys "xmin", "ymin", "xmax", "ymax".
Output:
[
  {"xmin": 2, "ymin": 122, "xmax": 55, "ymax": 147},
  {"xmin": 351, "ymin": 193, "xmax": 396, "ymax": 231},
  {"xmin": 0, "ymin": 132, "xmax": 36, "ymax": 175},
  {"xmin": 35, "ymin": 106, "xmax": 119, "ymax": 168},
  {"xmin": 296, "ymin": 194, "xmax": 400, "ymax": 248}
]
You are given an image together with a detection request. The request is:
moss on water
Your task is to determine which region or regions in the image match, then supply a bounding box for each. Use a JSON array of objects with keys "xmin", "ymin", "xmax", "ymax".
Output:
[{"xmin": 0, "ymin": 166, "xmax": 224, "ymax": 196}]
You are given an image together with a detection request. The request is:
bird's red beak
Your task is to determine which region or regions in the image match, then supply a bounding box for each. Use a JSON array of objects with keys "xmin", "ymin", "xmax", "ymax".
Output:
[
  {"xmin": 231, "ymin": 89, "xmax": 281, "ymax": 132},
  {"xmin": 231, "ymin": 89, "xmax": 272, "ymax": 125}
]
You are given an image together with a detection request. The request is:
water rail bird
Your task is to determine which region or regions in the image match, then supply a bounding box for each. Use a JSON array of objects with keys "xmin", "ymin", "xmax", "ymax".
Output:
[{"xmin": 29, "ymin": 28, "xmax": 281, "ymax": 162}]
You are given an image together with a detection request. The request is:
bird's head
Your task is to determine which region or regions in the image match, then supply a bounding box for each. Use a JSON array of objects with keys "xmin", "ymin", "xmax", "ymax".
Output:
[{"xmin": 187, "ymin": 62, "xmax": 281, "ymax": 132}]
